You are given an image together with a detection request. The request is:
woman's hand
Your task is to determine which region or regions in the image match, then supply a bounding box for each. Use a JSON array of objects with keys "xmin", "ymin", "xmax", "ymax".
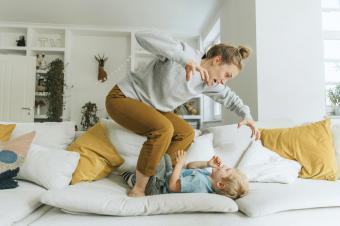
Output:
[
  {"xmin": 175, "ymin": 150, "xmax": 187, "ymax": 168},
  {"xmin": 208, "ymin": 155, "xmax": 222, "ymax": 168},
  {"xmin": 185, "ymin": 60, "xmax": 211, "ymax": 85},
  {"xmin": 237, "ymin": 119, "xmax": 261, "ymax": 140}
]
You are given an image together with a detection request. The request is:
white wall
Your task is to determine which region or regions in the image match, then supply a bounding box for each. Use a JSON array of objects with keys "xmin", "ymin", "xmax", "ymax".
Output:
[
  {"xmin": 68, "ymin": 33, "xmax": 130, "ymax": 128},
  {"xmin": 220, "ymin": 0, "xmax": 258, "ymax": 124},
  {"xmin": 220, "ymin": 0, "xmax": 324, "ymax": 124}
]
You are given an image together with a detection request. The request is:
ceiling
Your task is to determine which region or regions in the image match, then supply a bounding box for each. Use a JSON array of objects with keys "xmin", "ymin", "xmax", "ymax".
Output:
[{"xmin": 0, "ymin": 0, "xmax": 223, "ymax": 35}]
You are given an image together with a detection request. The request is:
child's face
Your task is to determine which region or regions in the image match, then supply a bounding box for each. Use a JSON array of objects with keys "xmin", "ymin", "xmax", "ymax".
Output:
[{"xmin": 211, "ymin": 165, "xmax": 233, "ymax": 189}]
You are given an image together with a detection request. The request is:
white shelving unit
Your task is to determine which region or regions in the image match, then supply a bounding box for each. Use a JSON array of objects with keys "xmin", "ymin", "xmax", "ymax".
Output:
[
  {"xmin": 0, "ymin": 23, "xmax": 203, "ymax": 128},
  {"xmin": 0, "ymin": 25, "xmax": 67, "ymax": 122}
]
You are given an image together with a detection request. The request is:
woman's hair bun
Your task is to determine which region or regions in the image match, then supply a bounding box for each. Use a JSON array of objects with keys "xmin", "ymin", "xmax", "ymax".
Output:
[{"xmin": 237, "ymin": 45, "xmax": 252, "ymax": 60}]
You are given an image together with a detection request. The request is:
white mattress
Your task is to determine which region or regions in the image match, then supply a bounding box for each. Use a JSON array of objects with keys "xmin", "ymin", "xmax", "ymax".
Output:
[
  {"xmin": 13, "ymin": 205, "xmax": 52, "ymax": 226},
  {"xmin": 31, "ymin": 206, "xmax": 340, "ymax": 226},
  {"xmin": 0, "ymin": 180, "xmax": 46, "ymax": 226}
]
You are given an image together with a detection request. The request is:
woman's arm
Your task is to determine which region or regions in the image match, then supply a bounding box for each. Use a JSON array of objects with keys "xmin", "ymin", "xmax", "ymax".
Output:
[
  {"xmin": 135, "ymin": 30, "xmax": 194, "ymax": 67},
  {"xmin": 203, "ymin": 85, "xmax": 253, "ymax": 121}
]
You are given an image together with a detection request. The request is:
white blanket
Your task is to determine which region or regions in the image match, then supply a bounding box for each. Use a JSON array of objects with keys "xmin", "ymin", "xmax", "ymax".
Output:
[{"xmin": 237, "ymin": 141, "xmax": 301, "ymax": 183}]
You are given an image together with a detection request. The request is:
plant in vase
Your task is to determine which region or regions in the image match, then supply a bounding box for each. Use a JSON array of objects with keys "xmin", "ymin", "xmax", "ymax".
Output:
[
  {"xmin": 34, "ymin": 100, "xmax": 46, "ymax": 116},
  {"xmin": 45, "ymin": 58, "xmax": 64, "ymax": 122},
  {"xmin": 80, "ymin": 102, "xmax": 99, "ymax": 131},
  {"xmin": 328, "ymin": 84, "xmax": 340, "ymax": 115}
]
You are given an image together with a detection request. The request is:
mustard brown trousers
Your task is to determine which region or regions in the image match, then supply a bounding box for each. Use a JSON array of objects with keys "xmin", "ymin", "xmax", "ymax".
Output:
[{"xmin": 105, "ymin": 85, "xmax": 195, "ymax": 176}]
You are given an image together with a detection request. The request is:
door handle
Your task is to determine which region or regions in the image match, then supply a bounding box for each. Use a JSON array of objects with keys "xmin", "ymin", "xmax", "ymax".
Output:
[{"xmin": 21, "ymin": 107, "xmax": 33, "ymax": 110}]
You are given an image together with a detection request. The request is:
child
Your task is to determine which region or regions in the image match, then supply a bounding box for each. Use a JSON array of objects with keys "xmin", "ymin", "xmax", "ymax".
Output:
[{"xmin": 121, "ymin": 150, "xmax": 249, "ymax": 199}]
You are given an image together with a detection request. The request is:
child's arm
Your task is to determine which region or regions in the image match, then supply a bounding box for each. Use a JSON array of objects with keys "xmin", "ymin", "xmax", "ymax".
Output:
[
  {"xmin": 186, "ymin": 156, "xmax": 222, "ymax": 169},
  {"xmin": 186, "ymin": 161, "xmax": 209, "ymax": 169},
  {"xmin": 168, "ymin": 150, "xmax": 186, "ymax": 193}
]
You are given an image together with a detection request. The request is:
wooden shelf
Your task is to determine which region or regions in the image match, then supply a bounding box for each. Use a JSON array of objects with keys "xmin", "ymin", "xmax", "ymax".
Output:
[
  {"xmin": 30, "ymin": 47, "xmax": 65, "ymax": 53},
  {"xmin": 179, "ymin": 115, "xmax": 202, "ymax": 120},
  {"xmin": 35, "ymin": 92, "xmax": 49, "ymax": 96},
  {"xmin": 34, "ymin": 114, "xmax": 48, "ymax": 119},
  {"xmin": 135, "ymin": 50, "xmax": 153, "ymax": 56},
  {"xmin": 36, "ymin": 69, "xmax": 48, "ymax": 74},
  {"xmin": 0, "ymin": 46, "xmax": 27, "ymax": 51}
]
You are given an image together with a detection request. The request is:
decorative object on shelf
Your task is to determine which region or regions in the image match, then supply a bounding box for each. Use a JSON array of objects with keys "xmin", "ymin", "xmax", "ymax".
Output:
[
  {"xmin": 36, "ymin": 54, "xmax": 48, "ymax": 70},
  {"xmin": 38, "ymin": 37, "xmax": 49, "ymax": 48},
  {"xmin": 36, "ymin": 78, "xmax": 47, "ymax": 92},
  {"xmin": 46, "ymin": 58, "xmax": 64, "ymax": 122},
  {"xmin": 49, "ymin": 39, "xmax": 56, "ymax": 48},
  {"xmin": 184, "ymin": 101, "xmax": 198, "ymax": 115},
  {"xmin": 174, "ymin": 105, "xmax": 189, "ymax": 115},
  {"xmin": 80, "ymin": 102, "xmax": 99, "ymax": 131},
  {"xmin": 328, "ymin": 84, "xmax": 340, "ymax": 115},
  {"xmin": 35, "ymin": 100, "xmax": 46, "ymax": 116},
  {"xmin": 95, "ymin": 54, "xmax": 108, "ymax": 83},
  {"xmin": 16, "ymin": 35, "xmax": 26, "ymax": 47}
]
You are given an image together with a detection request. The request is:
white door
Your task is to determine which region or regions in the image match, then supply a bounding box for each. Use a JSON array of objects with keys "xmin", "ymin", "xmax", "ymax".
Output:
[{"xmin": 0, "ymin": 55, "xmax": 35, "ymax": 122}]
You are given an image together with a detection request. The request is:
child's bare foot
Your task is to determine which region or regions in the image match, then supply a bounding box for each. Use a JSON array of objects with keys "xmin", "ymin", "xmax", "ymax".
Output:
[{"xmin": 128, "ymin": 189, "xmax": 145, "ymax": 197}]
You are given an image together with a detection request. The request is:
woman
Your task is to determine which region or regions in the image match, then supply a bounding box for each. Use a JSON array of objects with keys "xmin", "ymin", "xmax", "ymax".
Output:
[{"xmin": 106, "ymin": 30, "xmax": 260, "ymax": 197}]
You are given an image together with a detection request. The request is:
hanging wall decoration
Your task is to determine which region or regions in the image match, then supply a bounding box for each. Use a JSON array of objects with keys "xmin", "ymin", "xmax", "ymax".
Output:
[{"xmin": 95, "ymin": 54, "xmax": 108, "ymax": 83}]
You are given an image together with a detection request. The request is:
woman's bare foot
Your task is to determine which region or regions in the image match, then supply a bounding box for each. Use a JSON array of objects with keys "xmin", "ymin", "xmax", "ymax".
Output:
[{"xmin": 127, "ymin": 170, "xmax": 149, "ymax": 197}]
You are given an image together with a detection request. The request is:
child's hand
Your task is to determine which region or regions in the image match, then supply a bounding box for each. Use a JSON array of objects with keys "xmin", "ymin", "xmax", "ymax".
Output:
[
  {"xmin": 175, "ymin": 150, "xmax": 187, "ymax": 168},
  {"xmin": 208, "ymin": 155, "xmax": 222, "ymax": 168}
]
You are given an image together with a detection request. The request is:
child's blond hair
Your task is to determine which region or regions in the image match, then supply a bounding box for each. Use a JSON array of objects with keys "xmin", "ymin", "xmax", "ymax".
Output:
[{"xmin": 215, "ymin": 169, "xmax": 249, "ymax": 199}]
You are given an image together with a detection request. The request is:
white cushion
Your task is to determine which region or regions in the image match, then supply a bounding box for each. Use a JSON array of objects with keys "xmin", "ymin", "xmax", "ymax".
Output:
[
  {"xmin": 17, "ymin": 144, "xmax": 80, "ymax": 189},
  {"xmin": 0, "ymin": 121, "xmax": 75, "ymax": 149},
  {"xmin": 101, "ymin": 118, "xmax": 202, "ymax": 172},
  {"xmin": 331, "ymin": 123, "xmax": 340, "ymax": 179},
  {"xmin": 203, "ymin": 119, "xmax": 298, "ymax": 168},
  {"xmin": 41, "ymin": 174, "xmax": 238, "ymax": 216},
  {"xmin": 236, "ymin": 179, "xmax": 340, "ymax": 217},
  {"xmin": 101, "ymin": 118, "xmax": 146, "ymax": 172},
  {"xmin": 213, "ymin": 143, "xmax": 248, "ymax": 168},
  {"xmin": 203, "ymin": 123, "xmax": 252, "ymax": 150},
  {"xmin": 237, "ymin": 141, "xmax": 301, "ymax": 183},
  {"xmin": 0, "ymin": 180, "xmax": 46, "ymax": 225},
  {"xmin": 185, "ymin": 133, "xmax": 215, "ymax": 164}
]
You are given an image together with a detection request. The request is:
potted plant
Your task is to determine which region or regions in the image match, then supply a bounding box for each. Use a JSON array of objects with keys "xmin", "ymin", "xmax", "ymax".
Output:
[
  {"xmin": 328, "ymin": 84, "xmax": 340, "ymax": 115},
  {"xmin": 34, "ymin": 100, "xmax": 46, "ymax": 116},
  {"xmin": 80, "ymin": 102, "xmax": 99, "ymax": 131},
  {"xmin": 45, "ymin": 58, "xmax": 64, "ymax": 122}
]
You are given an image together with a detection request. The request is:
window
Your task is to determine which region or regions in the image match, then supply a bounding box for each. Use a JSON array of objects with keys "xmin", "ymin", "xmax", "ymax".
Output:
[{"xmin": 322, "ymin": 0, "xmax": 340, "ymax": 115}]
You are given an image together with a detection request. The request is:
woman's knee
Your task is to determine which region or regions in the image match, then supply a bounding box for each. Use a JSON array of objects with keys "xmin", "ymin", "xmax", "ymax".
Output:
[
  {"xmin": 186, "ymin": 127, "xmax": 195, "ymax": 141},
  {"xmin": 173, "ymin": 126, "xmax": 195, "ymax": 142},
  {"xmin": 159, "ymin": 121, "xmax": 175, "ymax": 138}
]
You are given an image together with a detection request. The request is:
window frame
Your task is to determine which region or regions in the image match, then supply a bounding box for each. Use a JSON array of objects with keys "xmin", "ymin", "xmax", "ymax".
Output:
[{"xmin": 322, "ymin": 5, "xmax": 340, "ymax": 115}]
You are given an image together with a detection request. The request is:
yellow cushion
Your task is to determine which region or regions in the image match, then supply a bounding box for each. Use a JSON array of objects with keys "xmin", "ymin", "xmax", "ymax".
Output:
[
  {"xmin": 0, "ymin": 124, "xmax": 16, "ymax": 142},
  {"xmin": 259, "ymin": 119, "xmax": 338, "ymax": 181},
  {"xmin": 68, "ymin": 122, "xmax": 124, "ymax": 184}
]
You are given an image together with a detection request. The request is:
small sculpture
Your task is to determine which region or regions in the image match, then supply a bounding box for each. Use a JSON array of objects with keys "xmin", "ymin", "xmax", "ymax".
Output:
[
  {"xmin": 36, "ymin": 54, "xmax": 47, "ymax": 70},
  {"xmin": 184, "ymin": 101, "xmax": 198, "ymax": 115},
  {"xmin": 95, "ymin": 54, "xmax": 108, "ymax": 83},
  {"xmin": 16, "ymin": 35, "xmax": 26, "ymax": 47}
]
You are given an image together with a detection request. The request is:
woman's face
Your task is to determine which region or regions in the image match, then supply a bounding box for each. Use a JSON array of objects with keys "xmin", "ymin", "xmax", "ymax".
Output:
[{"xmin": 205, "ymin": 56, "xmax": 240, "ymax": 85}]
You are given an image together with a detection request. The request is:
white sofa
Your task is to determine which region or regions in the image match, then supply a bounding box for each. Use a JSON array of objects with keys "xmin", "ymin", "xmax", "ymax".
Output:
[{"xmin": 2, "ymin": 119, "xmax": 340, "ymax": 226}]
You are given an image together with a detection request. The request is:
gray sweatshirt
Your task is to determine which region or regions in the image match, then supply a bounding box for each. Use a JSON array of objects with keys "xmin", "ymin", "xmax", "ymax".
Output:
[{"xmin": 117, "ymin": 30, "xmax": 253, "ymax": 120}]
